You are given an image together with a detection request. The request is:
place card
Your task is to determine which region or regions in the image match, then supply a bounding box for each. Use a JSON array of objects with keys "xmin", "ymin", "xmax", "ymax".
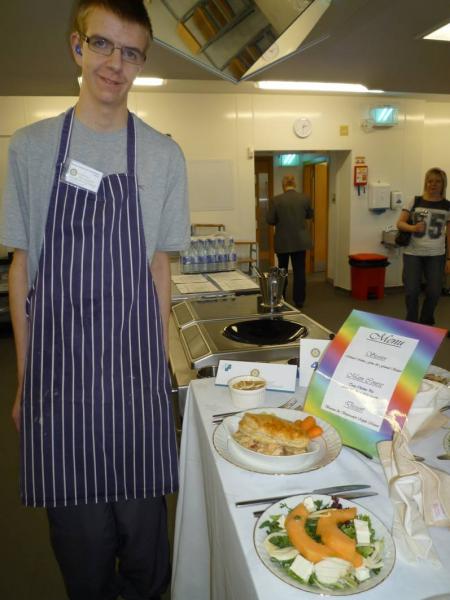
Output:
[
  {"xmin": 171, "ymin": 274, "xmax": 208, "ymax": 284},
  {"xmin": 299, "ymin": 339, "xmax": 330, "ymax": 388},
  {"xmin": 208, "ymin": 271, "xmax": 259, "ymax": 291},
  {"xmin": 216, "ymin": 279, "xmax": 259, "ymax": 291},
  {"xmin": 175, "ymin": 282, "xmax": 219, "ymax": 293},
  {"xmin": 304, "ymin": 310, "xmax": 446, "ymax": 457},
  {"xmin": 215, "ymin": 360, "xmax": 297, "ymax": 392}
]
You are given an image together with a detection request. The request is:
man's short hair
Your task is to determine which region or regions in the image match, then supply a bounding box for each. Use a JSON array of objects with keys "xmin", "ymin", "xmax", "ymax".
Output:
[
  {"xmin": 74, "ymin": 0, "xmax": 153, "ymax": 41},
  {"xmin": 282, "ymin": 175, "xmax": 296, "ymax": 189}
]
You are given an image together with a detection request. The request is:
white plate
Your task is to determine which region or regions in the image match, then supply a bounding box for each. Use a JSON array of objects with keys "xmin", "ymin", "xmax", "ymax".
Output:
[
  {"xmin": 213, "ymin": 408, "xmax": 342, "ymax": 475},
  {"xmin": 254, "ymin": 494, "xmax": 396, "ymax": 595}
]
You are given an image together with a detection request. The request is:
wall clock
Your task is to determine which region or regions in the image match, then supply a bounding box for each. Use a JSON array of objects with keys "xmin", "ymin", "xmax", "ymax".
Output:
[{"xmin": 293, "ymin": 117, "xmax": 312, "ymax": 138}]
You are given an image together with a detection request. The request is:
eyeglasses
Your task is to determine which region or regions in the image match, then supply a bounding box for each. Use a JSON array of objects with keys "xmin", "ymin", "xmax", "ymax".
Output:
[{"xmin": 79, "ymin": 33, "xmax": 146, "ymax": 66}]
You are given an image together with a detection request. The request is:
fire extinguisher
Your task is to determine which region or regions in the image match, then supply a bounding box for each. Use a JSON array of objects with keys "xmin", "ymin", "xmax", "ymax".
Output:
[{"xmin": 353, "ymin": 160, "xmax": 368, "ymax": 196}]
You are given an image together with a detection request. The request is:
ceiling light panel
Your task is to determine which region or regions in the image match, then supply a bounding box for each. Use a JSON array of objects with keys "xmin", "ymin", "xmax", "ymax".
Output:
[
  {"xmin": 423, "ymin": 22, "xmax": 450, "ymax": 42},
  {"xmin": 256, "ymin": 81, "xmax": 384, "ymax": 93}
]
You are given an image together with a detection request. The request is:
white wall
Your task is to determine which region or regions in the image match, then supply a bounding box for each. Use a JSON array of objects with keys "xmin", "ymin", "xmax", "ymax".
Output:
[
  {"xmin": 423, "ymin": 101, "xmax": 450, "ymax": 176},
  {"xmin": 1, "ymin": 90, "xmax": 449, "ymax": 288},
  {"xmin": 272, "ymin": 163, "xmax": 303, "ymax": 196}
]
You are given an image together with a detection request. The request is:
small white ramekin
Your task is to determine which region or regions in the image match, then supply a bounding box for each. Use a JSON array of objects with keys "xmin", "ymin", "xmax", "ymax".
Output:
[{"xmin": 228, "ymin": 375, "xmax": 266, "ymax": 409}]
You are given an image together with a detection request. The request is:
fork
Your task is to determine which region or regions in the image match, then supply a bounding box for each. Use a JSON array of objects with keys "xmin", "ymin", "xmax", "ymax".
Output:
[{"xmin": 212, "ymin": 396, "xmax": 299, "ymax": 424}]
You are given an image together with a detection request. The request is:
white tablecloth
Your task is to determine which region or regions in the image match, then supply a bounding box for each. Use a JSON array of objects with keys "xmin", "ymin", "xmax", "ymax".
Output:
[{"xmin": 172, "ymin": 379, "xmax": 450, "ymax": 600}]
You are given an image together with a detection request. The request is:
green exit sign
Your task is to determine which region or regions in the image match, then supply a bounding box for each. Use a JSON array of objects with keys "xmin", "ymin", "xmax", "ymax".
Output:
[{"xmin": 276, "ymin": 154, "xmax": 301, "ymax": 167}]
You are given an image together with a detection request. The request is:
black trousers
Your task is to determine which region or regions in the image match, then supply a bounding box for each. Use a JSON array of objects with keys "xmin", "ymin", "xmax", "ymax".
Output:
[
  {"xmin": 47, "ymin": 497, "xmax": 170, "ymax": 600},
  {"xmin": 277, "ymin": 250, "xmax": 307, "ymax": 307},
  {"xmin": 402, "ymin": 253, "xmax": 446, "ymax": 325}
]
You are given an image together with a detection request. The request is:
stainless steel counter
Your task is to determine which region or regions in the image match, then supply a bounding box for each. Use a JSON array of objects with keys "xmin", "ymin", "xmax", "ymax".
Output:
[
  {"xmin": 168, "ymin": 296, "xmax": 333, "ymax": 416},
  {"xmin": 169, "ymin": 315, "xmax": 197, "ymax": 417}
]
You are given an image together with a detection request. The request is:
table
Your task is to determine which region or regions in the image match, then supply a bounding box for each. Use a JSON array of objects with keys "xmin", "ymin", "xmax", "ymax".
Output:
[{"xmin": 172, "ymin": 379, "xmax": 450, "ymax": 600}]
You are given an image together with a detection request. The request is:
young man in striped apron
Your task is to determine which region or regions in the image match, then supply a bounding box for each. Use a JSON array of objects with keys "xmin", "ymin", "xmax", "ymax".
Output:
[{"xmin": 1, "ymin": 1, "xmax": 190, "ymax": 598}]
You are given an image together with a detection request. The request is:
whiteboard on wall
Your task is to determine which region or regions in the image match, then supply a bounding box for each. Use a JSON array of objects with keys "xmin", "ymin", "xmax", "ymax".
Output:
[{"xmin": 187, "ymin": 160, "xmax": 234, "ymax": 211}]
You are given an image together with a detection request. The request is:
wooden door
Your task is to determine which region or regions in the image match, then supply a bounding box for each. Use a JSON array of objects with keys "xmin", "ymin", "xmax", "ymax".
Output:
[
  {"xmin": 313, "ymin": 162, "xmax": 328, "ymax": 272},
  {"xmin": 255, "ymin": 156, "xmax": 274, "ymax": 269},
  {"xmin": 302, "ymin": 164, "xmax": 314, "ymax": 273},
  {"xmin": 303, "ymin": 162, "xmax": 328, "ymax": 273}
]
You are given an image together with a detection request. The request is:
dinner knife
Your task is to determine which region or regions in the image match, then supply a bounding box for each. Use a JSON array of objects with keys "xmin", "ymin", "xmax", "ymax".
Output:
[
  {"xmin": 252, "ymin": 491, "xmax": 378, "ymax": 518},
  {"xmin": 235, "ymin": 484, "xmax": 371, "ymax": 507}
]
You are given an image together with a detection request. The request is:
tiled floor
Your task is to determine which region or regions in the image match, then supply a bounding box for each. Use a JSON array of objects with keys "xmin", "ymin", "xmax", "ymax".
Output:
[{"xmin": 0, "ymin": 275, "xmax": 448, "ymax": 599}]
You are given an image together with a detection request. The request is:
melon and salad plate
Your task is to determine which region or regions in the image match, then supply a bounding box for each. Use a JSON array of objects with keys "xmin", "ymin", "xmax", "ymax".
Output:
[{"xmin": 254, "ymin": 494, "xmax": 395, "ymax": 595}]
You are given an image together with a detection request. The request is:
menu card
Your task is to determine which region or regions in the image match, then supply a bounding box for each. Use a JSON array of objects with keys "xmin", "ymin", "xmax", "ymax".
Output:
[{"xmin": 304, "ymin": 310, "xmax": 446, "ymax": 457}]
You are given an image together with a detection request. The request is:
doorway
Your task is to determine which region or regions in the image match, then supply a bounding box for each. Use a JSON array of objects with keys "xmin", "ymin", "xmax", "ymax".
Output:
[
  {"xmin": 254, "ymin": 156, "xmax": 274, "ymax": 269},
  {"xmin": 303, "ymin": 161, "xmax": 329, "ymax": 273},
  {"xmin": 255, "ymin": 153, "xmax": 329, "ymax": 275}
]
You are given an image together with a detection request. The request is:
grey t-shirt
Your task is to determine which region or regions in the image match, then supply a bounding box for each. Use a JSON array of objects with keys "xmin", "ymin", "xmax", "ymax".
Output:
[
  {"xmin": 403, "ymin": 196, "xmax": 450, "ymax": 257},
  {"xmin": 1, "ymin": 111, "xmax": 190, "ymax": 285}
]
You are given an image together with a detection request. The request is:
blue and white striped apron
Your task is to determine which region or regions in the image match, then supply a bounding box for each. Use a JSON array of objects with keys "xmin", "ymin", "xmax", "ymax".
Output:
[{"xmin": 20, "ymin": 108, "xmax": 178, "ymax": 507}]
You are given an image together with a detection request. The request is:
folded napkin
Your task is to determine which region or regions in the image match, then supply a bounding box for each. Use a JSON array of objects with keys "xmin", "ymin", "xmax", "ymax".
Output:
[
  {"xmin": 405, "ymin": 379, "xmax": 450, "ymax": 439},
  {"xmin": 379, "ymin": 429, "xmax": 450, "ymax": 565}
]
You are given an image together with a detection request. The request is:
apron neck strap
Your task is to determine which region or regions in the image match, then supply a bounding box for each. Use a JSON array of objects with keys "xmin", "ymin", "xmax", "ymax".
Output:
[
  {"xmin": 126, "ymin": 111, "xmax": 136, "ymax": 176},
  {"xmin": 56, "ymin": 107, "xmax": 75, "ymax": 166}
]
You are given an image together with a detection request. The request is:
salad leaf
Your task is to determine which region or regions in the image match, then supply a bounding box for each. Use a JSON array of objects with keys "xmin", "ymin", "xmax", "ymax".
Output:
[
  {"xmin": 304, "ymin": 518, "xmax": 321, "ymax": 542},
  {"xmin": 357, "ymin": 546, "xmax": 374, "ymax": 558},
  {"xmin": 269, "ymin": 534, "xmax": 292, "ymax": 549},
  {"xmin": 259, "ymin": 514, "xmax": 283, "ymax": 534},
  {"xmin": 313, "ymin": 499, "xmax": 328, "ymax": 511}
]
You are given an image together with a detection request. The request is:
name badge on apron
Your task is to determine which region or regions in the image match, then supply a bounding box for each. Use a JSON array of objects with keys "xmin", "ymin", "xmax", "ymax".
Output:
[{"xmin": 63, "ymin": 159, "xmax": 103, "ymax": 193}]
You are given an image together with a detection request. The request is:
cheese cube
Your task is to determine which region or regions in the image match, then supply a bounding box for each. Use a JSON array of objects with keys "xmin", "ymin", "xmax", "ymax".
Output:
[
  {"xmin": 354, "ymin": 519, "xmax": 371, "ymax": 545},
  {"xmin": 355, "ymin": 566, "xmax": 371, "ymax": 582},
  {"xmin": 303, "ymin": 496, "xmax": 316, "ymax": 513},
  {"xmin": 290, "ymin": 554, "xmax": 314, "ymax": 582}
]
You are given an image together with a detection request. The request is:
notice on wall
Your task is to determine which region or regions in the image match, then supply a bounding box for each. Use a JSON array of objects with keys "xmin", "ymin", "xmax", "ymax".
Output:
[{"xmin": 304, "ymin": 310, "xmax": 446, "ymax": 457}]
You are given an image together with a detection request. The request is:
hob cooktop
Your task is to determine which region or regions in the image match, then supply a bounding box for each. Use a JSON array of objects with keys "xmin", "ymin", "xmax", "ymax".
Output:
[
  {"xmin": 172, "ymin": 295, "xmax": 298, "ymax": 330},
  {"xmin": 179, "ymin": 312, "xmax": 333, "ymax": 369}
]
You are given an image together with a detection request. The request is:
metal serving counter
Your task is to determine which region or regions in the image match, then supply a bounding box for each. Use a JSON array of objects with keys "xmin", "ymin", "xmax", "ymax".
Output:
[{"xmin": 168, "ymin": 295, "xmax": 333, "ymax": 416}]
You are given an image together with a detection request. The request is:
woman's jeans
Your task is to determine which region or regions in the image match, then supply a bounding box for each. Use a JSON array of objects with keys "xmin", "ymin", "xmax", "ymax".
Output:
[{"xmin": 403, "ymin": 253, "xmax": 446, "ymax": 325}]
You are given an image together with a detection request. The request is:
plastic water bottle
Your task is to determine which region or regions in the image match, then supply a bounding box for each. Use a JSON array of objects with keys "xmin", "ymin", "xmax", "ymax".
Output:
[
  {"xmin": 223, "ymin": 236, "xmax": 231, "ymax": 271},
  {"xmin": 216, "ymin": 236, "xmax": 226, "ymax": 271},
  {"xmin": 190, "ymin": 238, "xmax": 199, "ymax": 273},
  {"xmin": 228, "ymin": 236, "xmax": 237, "ymax": 271},
  {"xmin": 210, "ymin": 236, "xmax": 219, "ymax": 271},
  {"xmin": 180, "ymin": 249, "xmax": 192, "ymax": 274},
  {"xmin": 197, "ymin": 237, "xmax": 207, "ymax": 273},
  {"xmin": 205, "ymin": 237, "xmax": 214, "ymax": 272}
]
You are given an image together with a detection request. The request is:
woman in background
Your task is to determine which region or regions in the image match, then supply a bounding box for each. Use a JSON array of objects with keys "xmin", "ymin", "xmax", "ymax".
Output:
[{"xmin": 396, "ymin": 167, "xmax": 450, "ymax": 328}]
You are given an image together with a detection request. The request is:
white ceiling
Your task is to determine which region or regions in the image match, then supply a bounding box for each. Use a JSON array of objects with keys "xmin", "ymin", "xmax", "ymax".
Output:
[{"xmin": 1, "ymin": 0, "xmax": 450, "ymax": 97}]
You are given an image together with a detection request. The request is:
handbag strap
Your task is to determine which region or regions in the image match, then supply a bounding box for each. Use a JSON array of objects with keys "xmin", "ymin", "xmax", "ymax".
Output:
[{"xmin": 407, "ymin": 196, "xmax": 421, "ymax": 222}]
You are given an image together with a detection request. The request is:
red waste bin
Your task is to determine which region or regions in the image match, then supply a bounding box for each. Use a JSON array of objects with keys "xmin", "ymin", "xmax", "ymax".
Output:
[{"xmin": 348, "ymin": 253, "xmax": 389, "ymax": 300}]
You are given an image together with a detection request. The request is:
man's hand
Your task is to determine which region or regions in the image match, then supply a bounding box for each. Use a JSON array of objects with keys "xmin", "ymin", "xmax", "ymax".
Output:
[
  {"xmin": 150, "ymin": 252, "xmax": 171, "ymax": 356},
  {"xmin": 9, "ymin": 249, "xmax": 29, "ymax": 432},
  {"xmin": 12, "ymin": 386, "xmax": 22, "ymax": 432}
]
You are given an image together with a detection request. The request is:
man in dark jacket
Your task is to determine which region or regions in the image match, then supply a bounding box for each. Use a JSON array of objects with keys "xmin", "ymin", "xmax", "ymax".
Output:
[{"xmin": 266, "ymin": 174, "xmax": 313, "ymax": 308}]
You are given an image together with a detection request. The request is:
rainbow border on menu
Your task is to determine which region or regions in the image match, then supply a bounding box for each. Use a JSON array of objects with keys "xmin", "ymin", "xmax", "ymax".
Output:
[{"xmin": 304, "ymin": 310, "xmax": 446, "ymax": 457}]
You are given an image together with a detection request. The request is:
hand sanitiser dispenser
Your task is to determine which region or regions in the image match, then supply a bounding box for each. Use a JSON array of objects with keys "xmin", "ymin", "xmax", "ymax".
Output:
[{"xmin": 390, "ymin": 191, "xmax": 403, "ymax": 209}]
